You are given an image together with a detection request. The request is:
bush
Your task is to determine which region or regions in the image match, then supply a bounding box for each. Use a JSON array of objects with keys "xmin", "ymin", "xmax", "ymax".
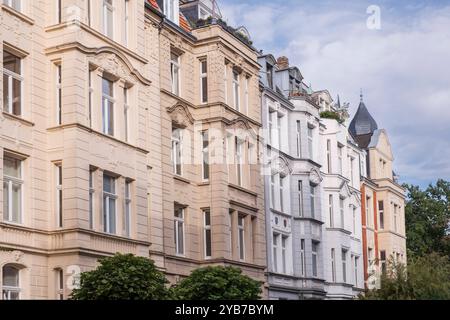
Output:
[
  {"xmin": 71, "ymin": 253, "xmax": 169, "ymax": 300},
  {"xmin": 171, "ymin": 266, "xmax": 262, "ymax": 300},
  {"xmin": 320, "ymin": 111, "xmax": 344, "ymax": 124}
]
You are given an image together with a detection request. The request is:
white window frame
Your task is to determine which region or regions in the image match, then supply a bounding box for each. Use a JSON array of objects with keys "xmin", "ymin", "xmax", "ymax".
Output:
[
  {"xmin": 201, "ymin": 131, "xmax": 209, "ymax": 181},
  {"xmin": 88, "ymin": 69, "xmax": 93, "ymax": 128},
  {"xmin": 300, "ymin": 239, "xmax": 306, "ymax": 276},
  {"xmin": 272, "ymin": 233, "xmax": 279, "ymax": 272},
  {"xmin": 326, "ymin": 140, "xmax": 332, "ymax": 173},
  {"xmin": 298, "ymin": 180, "xmax": 304, "ymax": 217},
  {"xmin": 174, "ymin": 207, "xmax": 185, "ymax": 255},
  {"xmin": 55, "ymin": 163, "xmax": 63, "ymax": 228},
  {"xmin": 340, "ymin": 197, "xmax": 345, "ymax": 229},
  {"xmin": 200, "ymin": 59, "xmax": 208, "ymax": 104},
  {"xmin": 3, "ymin": 51, "xmax": 23, "ymax": 116},
  {"xmin": 172, "ymin": 127, "xmax": 183, "ymax": 176},
  {"xmin": 354, "ymin": 256, "xmax": 359, "ymax": 286},
  {"xmin": 279, "ymin": 175, "xmax": 285, "ymax": 212},
  {"xmin": 342, "ymin": 249, "xmax": 348, "ymax": 283},
  {"xmin": 102, "ymin": 0, "xmax": 114, "ymax": 38},
  {"xmin": 56, "ymin": 268, "xmax": 64, "ymax": 300},
  {"xmin": 3, "ymin": 155, "xmax": 23, "ymax": 224},
  {"xmin": 310, "ymin": 183, "xmax": 316, "ymax": 219},
  {"xmin": 329, "ymin": 195, "xmax": 334, "ymax": 228},
  {"xmin": 102, "ymin": 174, "xmax": 117, "ymax": 235},
  {"xmin": 55, "ymin": 64, "xmax": 62, "ymax": 125},
  {"xmin": 244, "ymin": 77, "xmax": 249, "ymax": 115},
  {"xmin": 170, "ymin": 52, "xmax": 181, "ymax": 96},
  {"xmin": 124, "ymin": 180, "xmax": 131, "ymax": 237},
  {"xmin": 89, "ymin": 169, "xmax": 95, "ymax": 230},
  {"xmin": 270, "ymin": 174, "xmax": 275, "ymax": 209},
  {"xmin": 164, "ymin": 0, "xmax": 179, "ymax": 25},
  {"xmin": 203, "ymin": 209, "xmax": 212, "ymax": 259},
  {"xmin": 331, "ymin": 248, "xmax": 336, "ymax": 282},
  {"xmin": 235, "ymin": 137, "xmax": 243, "ymax": 187},
  {"xmin": 281, "ymin": 236, "xmax": 287, "ymax": 274},
  {"xmin": 102, "ymin": 78, "xmax": 115, "ymax": 136},
  {"xmin": 123, "ymin": 87, "xmax": 129, "ymax": 142},
  {"xmin": 232, "ymin": 70, "xmax": 240, "ymax": 111},
  {"xmin": 238, "ymin": 215, "xmax": 245, "ymax": 261},
  {"xmin": 296, "ymin": 120, "xmax": 301, "ymax": 157},
  {"xmin": 3, "ymin": 0, "xmax": 21, "ymax": 12},
  {"xmin": 2, "ymin": 265, "xmax": 20, "ymax": 300}
]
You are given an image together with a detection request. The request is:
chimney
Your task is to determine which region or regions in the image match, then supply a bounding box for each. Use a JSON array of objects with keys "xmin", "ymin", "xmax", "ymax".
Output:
[{"xmin": 277, "ymin": 56, "xmax": 289, "ymax": 69}]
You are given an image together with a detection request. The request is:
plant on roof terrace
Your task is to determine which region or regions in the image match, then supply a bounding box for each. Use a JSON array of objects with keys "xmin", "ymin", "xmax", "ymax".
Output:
[
  {"xmin": 320, "ymin": 110, "xmax": 344, "ymax": 124},
  {"xmin": 195, "ymin": 17, "xmax": 253, "ymax": 47}
]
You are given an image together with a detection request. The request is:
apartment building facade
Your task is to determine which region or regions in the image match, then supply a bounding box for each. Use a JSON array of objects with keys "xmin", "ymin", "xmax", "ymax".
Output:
[
  {"xmin": 349, "ymin": 97, "xmax": 407, "ymax": 289},
  {"xmin": 259, "ymin": 55, "xmax": 326, "ymax": 300},
  {"xmin": 315, "ymin": 91, "xmax": 365, "ymax": 299},
  {"xmin": 147, "ymin": 0, "xmax": 267, "ymax": 285}
]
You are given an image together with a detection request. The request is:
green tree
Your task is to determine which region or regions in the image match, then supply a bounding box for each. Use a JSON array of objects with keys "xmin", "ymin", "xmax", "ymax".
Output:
[
  {"xmin": 171, "ymin": 266, "xmax": 262, "ymax": 300},
  {"xmin": 404, "ymin": 179, "xmax": 450, "ymax": 258},
  {"xmin": 362, "ymin": 253, "xmax": 450, "ymax": 300},
  {"xmin": 71, "ymin": 253, "xmax": 169, "ymax": 300}
]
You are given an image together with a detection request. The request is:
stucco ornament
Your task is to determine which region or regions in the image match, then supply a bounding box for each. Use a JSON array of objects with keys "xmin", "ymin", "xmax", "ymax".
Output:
[
  {"xmin": 309, "ymin": 168, "xmax": 323, "ymax": 185},
  {"xmin": 12, "ymin": 250, "xmax": 24, "ymax": 263},
  {"xmin": 167, "ymin": 104, "xmax": 195, "ymax": 128},
  {"xmin": 91, "ymin": 53, "xmax": 134, "ymax": 84},
  {"xmin": 271, "ymin": 157, "xmax": 291, "ymax": 176}
]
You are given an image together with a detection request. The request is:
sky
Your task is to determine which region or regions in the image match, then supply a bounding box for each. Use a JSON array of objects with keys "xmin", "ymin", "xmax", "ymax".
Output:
[{"xmin": 218, "ymin": 0, "xmax": 450, "ymax": 188}]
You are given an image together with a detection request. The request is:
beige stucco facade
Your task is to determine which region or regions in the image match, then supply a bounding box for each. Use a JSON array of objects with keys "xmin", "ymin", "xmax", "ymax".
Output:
[{"xmin": 0, "ymin": 1, "xmax": 266, "ymax": 300}]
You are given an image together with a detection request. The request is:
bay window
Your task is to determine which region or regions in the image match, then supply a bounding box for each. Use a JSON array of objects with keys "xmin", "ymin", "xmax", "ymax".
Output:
[
  {"xmin": 3, "ymin": 155, "xmax": 23, "ymax": 224},
  {"xmin": 102, "ymin": 174, "xmax": 116, "ymax": 234},
  {"xmin": 102, "ymin": 78, "xmax": 114, "ymax": 136},
  {"xmin": 3, "ymin": 50, "xmax": 22, "ymax": 116}
]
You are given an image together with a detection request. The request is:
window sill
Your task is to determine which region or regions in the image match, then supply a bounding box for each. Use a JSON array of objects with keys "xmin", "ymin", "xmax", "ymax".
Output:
[
  {"xmin": 2, "ymin": 5, "xmax": 35, "ymax": 25},
  {"xmin": 173, "ymin": 174, "xmax": 191, "ymax": 184},
  {"xmin": 228, "ymin": 183, "xmax": 258, "ymax": 197},
  {"xmin": 2, "ymin": 112, "xmax": 35, "ymax": 127}
]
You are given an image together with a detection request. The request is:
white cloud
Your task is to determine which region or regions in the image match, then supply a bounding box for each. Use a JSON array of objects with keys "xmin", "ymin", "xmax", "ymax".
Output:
[{"xmin": 219, "ymin": 0, "xmax": 450, "ymax": 186}]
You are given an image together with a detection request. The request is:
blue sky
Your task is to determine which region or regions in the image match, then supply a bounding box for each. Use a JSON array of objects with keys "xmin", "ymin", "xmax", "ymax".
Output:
[{"xmin": 218, "ymin": 0, "xmax": 450, "ymax": 188}]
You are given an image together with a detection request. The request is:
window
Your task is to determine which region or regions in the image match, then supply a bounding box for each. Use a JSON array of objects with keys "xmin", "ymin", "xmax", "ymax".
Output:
[
  {"xmin": 235, "ymin": 138, "xmax": 243, "ymax": 187},
  {"xmin": 349, "ymin": 156, "xmax": 354, "ymax": 185},
  {"xmin": 201, "ymin": 131, "xmax": 209, "ymax": 181},
  {"xmin": 268, "ymin": 110, "xmax": 275, "ymax": 145},
  {"xmin": 238, "ymin": 216, "xmax": 245, "ymax": 260},
  {"xmin": 163, "ymin": 0, "xmax": 179, "ymax": 25},
  {"xmin": 352, "ymin": 206, "xmax": 357, "ymax": 235},
  {"xmin": 3, "ymin": 0, "xmax": 21, "ymax": 11},
  {"xmin": 89, "ymin": 169, "xmax": 95, "ymax": 230},
  {"xmin": 298, "ymin": 181, "xmax": 304, "ymax": 217},
  {"xmin": 124, "ymin": 180, "xmax": 131, "ymax": 237},
  {"xmin": 307, "ymin": 126, "xmax": 313, "ymax": 158},
  {"xmin": 342, "ymin": 249, "xmax": 348, "ymax": 283},
  {"xmin": 102, "ymin": 78, "xmax": 114, "ymax": 136},
  {"xmin": 102, "ymin": 174, "xmax": 116, "ymax": 234},
  {"xmin": 300, "ymin": 239, "xmax": 306, "ymax": 276},
  {"xmin": 365, "ymin": 196, "xmax": 371, "ymax": 227},
  {"xmin": 123, "ymin": 88, "xmax": 129, "ymax": 142},
  {"xmin": 312, "ymin": 242, "xmax": 318, "ymax": 277},
  {"xmin": 354, "ymin": 257, "xmax": 359, "ymax": 286},
  {"xmin": 56, "ymin": 64, "xmax": 62, "ymax": 125},
  {"xmin": 55, "ymin": 164, "xmax": 63, "ymax": 228},
  {"xmin": 338, "ymin": 145, "xmax": 343, "ymax": 175},
  {"xmin": 272, "ymin": 234, "xmax": 278, "ymax": 272},
  {"xmin": 279, "ymin": 175, "xmax": 285, "ymax": 212},
  {"xmin": 3, "ymin": 155, "xmax": 23, "ymax": 224},
  {"xmin": 224, "ymin": 62, "xmax": 228, "ymax": 104},
  {"xmin": 277, "ymin": 114, "xmax": 282, "ymax": 150},
  {"xmin": 200, "ymin": 59, "xmax": 208, "ymax": 104},
  {"xmin": 368, "ymin": 248, "xmax": 374, "ymax": 267},
  {"xmin": 270, "ymin": 175, "xmax": 275, "ymax": 209},
  {"xmin": 328, "ymin": 195, "xmax": 334, "ymax": 227},
  {"xmin": 203, "ymin": 209, "xmax": 212, "ymax": 258},
  {"xmin": 87, "ymin": 0, "xmax": 91, "ymax": 26},
  {"xmin": 296, "ymin": 121, "xmax": 301, "ymax": 157},
  {"xmin": 326, "ymin": 140, "xmax": 332, "ymax": 173},
  {"xmin": 56, "ymin": 269, "xmax": 64, "ymax": 300},
  {"xmin": 331, "ymin": 249, "xmax": 336, "ymax": 282},
  {"xmin": 171, "ymin": 127, "xmax": 182, "ymax": 176},
  {"xmin": 281, "ymin": 236, "xmax": 287, "ymax": 274},
  {"xmin": 88, "ymin": 69, "xmax": 93, "ymax": 127},
  {"xmin": 380, "ymin": 250, "xmax": 386, "ymax": 274},
  {"xmin": 124, "ymin": 0, "xmax": 130, "ymax": 45},
  {"xmin": 174, "ymin": 207, "xmax": 185, "ymax": 255},
  {"xmin": 232, "ymin": 70, "xmax": 240, "ymax": 111},
  {"xmin": 266, "ymin": 63, "xmax": 273, "ymax": 89},
  {"xmin": 56, "ymin": 0, "xmax": 62, "ymax": 23},
  {"xmin": 340, "ymin": 198, "xmax": 345, "ymax": 229},
  {"xmin": 310, "ymin": 183, "xmax": 316, "ymax": 219},
  {"xmin": 171, "ymin": 52, "xmax": 180, "ymax": 96},
  {"xmin": 244, "ymin": 77, "xmax": 249, "ymax": 115},
  {"xmin": 379, "ymin": 201, "xmax": 384, "ymax": 229},
  {"xmin": 103, "ymin": 0, "xmax": 114, "ymax": 38},
  {"xmin": 3, "ymin": 50, "xmax": 22, "ymax": 116},
  {"xmin": 2, "ymin": 265, "xmax": 20, "ymax": 300},
  {"xmin": 394, "ymin": 204, "xmax": 398, "ymax": 233}
]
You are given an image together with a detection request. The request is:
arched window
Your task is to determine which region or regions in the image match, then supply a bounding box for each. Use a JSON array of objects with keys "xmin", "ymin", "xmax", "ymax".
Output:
[{"xmin": 2, "ymin": 265, "xmax": 20, "ymax": 300}]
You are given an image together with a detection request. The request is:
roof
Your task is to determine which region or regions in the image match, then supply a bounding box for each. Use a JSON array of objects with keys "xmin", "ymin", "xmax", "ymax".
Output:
[
  {"xmin": 349, "ymin": 100, "xmax": 378, "ymax": 138},
  {"xmin": 146, "ymin": 0, "xmax": 192, "ymax": 33}
]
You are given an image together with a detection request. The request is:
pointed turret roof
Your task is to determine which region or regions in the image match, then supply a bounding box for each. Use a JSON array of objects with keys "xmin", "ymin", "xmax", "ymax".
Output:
[{"xmin": 349, "ymin": 91, "xmax": 378, "ymax": 138}]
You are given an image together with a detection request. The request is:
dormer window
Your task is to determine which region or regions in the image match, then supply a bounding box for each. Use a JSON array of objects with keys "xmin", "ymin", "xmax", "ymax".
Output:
[
  {"xmin": 266, "ymin": 63, "xmax": 273, "ymax": 89},
  {"xmin": 161, "ymin": 0, "xmax": 179, "ymax": 25}
]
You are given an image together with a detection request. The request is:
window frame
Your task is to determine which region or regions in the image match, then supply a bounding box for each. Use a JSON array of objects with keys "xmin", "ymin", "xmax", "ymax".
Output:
[
  {"xmin": 171, "ymin": 127, "xmax": 183, "ymax": 176},
  {"xmin": 379, "ymin": 200, "xmax": 384, "ymax": 229},
  {"xmin": 3, "ymin": 50, "xmax": 23, "ymax": 117},
  {"xmin": 342, "ymin": 249, "xmax": 348, "ymax": 283},
  {"xmin": 102, "ymin": 78, "xmax": 115, "ymax": 136},
  {"xmin": 2, "ymin": 265, "xmax": 20, "ymax": 300},
  {"xmin": 232, "ymin": 70, "xmax": 240, "ymax": 111},
  {"xmin": 123, "ymin": 87, "xmax": 130, "ymax": 142},
  {"xmin": 331, "ymin": 248, "xmax": 336, "ymax": 282},
  {"xmin": 199, "ymin": 58, "xmax": 208, "ymax": 104},
  {"xmin": 3, "ymin": 0, "xmax": 21, "ymax": 12},
  {"xmin": 55, "ymin": 163, "xmax": 63, "ymax": 228},
  {"xmin": 298, "ymin": 180, "xmax": 304, "ymax": 217},
  {"xmin": 124, "ymin": 180, "xmax": 131, "ymax": 237},
  {"xmin": 238, "ymin": 215, "xmax": 245, "ymax": 261},
  {"xmin": 102, "ymin": 0, "xmax": 114, "ymax": 38},
  {"xmin": 312, "ymin": 241, "xmax": 318, "ymax": 278},
  {"xmin": 3, "ymin": 155, "xmax": 23, "ymax": 224},
  {"xmin": 102, "ymin": 173, "xmax": 117, "ymax": 235},
  {"xmin": 174, "ymin": 207, "xmax": 185, "ymax": 256},
  {"xmin": 89, "ymin": 168, "xmax": 95, "ymax": 230},
  {"xmin": 201, "ymin": 130, "xmax": 209, "ymax": 181},
  {"xmin": 203, "ymin": 209, "xmax": 212, "ymax": 259},
  {"xmin": 55, "ymin": 63, "xmax": 62, "ymax": 125},
  {"xmin": 170, "ymin": 52, "xmax": 181, "ymax": 96}
]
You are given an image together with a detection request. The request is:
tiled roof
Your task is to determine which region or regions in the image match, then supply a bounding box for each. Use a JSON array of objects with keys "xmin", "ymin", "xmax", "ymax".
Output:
[{"xmin": 146, "ymin": 0, "xmax": 192, "ymax": 33}]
